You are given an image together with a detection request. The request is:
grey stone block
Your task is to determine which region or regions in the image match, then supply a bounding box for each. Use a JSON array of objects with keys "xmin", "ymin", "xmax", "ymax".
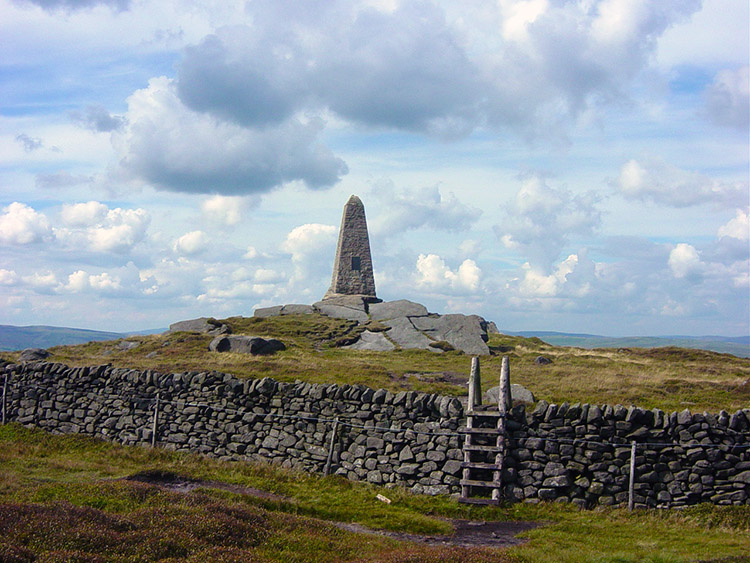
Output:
[
  {"xmin": 484, "ymin": 383, "xmax": 535, "ymax": 405},
  {"xmin": 410, "ymin": 314, "xmax": 490, "ymax": 355},
  {"xmin": 313, "ymin": 297, "xmax": 369, "ymax": 322},
  {"xmin": 254, "ymin": 306, "xmax": 283, "ymax": 318},
  {"xmin": 280, "ymin": 304, "xmax": 315, "ymax": 315},
  {"xmin": 167, "ymin": 317, "xmax": 230, "ymax": 335},
  {"xmin": 343, "ymin": 330, "xmax": 395, "ymax": 352},
  {"xmin": 369, "ymin": 300, "xmax": 429, "ymax": 320},
  {"xmin": 383, "ymin": 317, "xmax": 434, "ymax": 350}
]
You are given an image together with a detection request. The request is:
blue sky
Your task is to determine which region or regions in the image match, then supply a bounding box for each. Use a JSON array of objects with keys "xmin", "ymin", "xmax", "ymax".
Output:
[{"xmin": 0, "ymin": 0, "xmax": 748, "ymax": 336}]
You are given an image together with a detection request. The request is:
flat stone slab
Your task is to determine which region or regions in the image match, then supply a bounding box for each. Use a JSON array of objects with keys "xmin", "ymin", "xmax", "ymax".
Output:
[
  {"xmin": 280, "ymin": 304, "xmax": 315, "ymax": 315},
  {"xmin": 254, "ymin": 304, "xmax": 319, "ymax": 317},
  {"xmin": 313, "ymin": 297, "xmax": 369, "ymax": 322},
  {"xmin": 343, "ymin": 330, "xmax": 395, "ymax": 351},
  {"xmin": 383, "ymin": 317, "xmax": 435, "ymax": 350},
  {"xmin": 167, "ymin": 317, "xmax": 230, "ymax": 335},
  {"xmin": 410, "ymin": 314, "xmax": 490, "ymax": 355},
  {"xmin": 369, "ymin": 300, "xmax": 429, "ymax": 320},
  {"xmin": 254, "ymin": 306, "xmax": 283, "ymax": 318}
]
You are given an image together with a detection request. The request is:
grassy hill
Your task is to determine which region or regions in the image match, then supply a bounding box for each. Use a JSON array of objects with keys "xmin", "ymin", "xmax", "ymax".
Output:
[
  {"xmin": 2, "ymin": 313, "xmax": 749, "ymax": 561},
  {"xmin": 4, "ymin": 313, "xmax": 749, "ymax": 413},
  {"xmin": 512, "ymin": 331, "xmax": 750, "ymax": 358},
  {"xmin": 1, "ymin": 424, "xmax": 748, "ymax": 562},
  {"xmin": 0, "ymin": 324, "xmax": 165, "ymax": 351}
]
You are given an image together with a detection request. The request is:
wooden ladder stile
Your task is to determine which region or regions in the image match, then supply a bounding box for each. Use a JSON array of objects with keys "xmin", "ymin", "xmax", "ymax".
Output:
[
  {"xmin": 458, "ymin": 356, "xmax": 510, "ymax": 506},
  {"xmin": 458, "ymin": 409, "xmax": 505, "ymax": 505}
]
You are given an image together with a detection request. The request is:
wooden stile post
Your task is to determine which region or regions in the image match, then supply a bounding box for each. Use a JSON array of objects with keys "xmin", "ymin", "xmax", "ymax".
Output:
[
  {"xmin": 151, "ymin": 393, "xmax": 160, "ymax": 448},
  {"xmin": 628, "ymin": 440, "xmax": 637, "ymax": 511},
  {"xmin": 323, "ymin": 417, "xmax": 339, "ymax": 476},
  {"xmin": 468, "ymin": 357, "xmax": 481, "ymax": 413},
  {"xmin": 498, "ymin": 356, "xmax": 511, "ymax": 415},
  {"xmin": 1, "ymin": 373, "xmax": 7, "ymax": 425}
]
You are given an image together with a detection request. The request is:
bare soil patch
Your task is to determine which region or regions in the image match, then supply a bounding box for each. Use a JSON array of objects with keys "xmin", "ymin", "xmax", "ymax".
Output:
[
  {"xmin": 124, "ymin": 469, "xmax": 287, "ymax": 501},
  {"xmin": 123, "ymin": 470, "xmax": 540, "ymax": 548},
  {"xmin": 336, "ymin": 518, "xmax": 540, "ymax": 548}
]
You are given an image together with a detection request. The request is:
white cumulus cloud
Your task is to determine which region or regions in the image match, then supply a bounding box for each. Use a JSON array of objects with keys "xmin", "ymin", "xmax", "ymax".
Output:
[
  {"xmin": 87, "ymin": 207, "xmax": 150, "ymax": 253},
  {"xmin": 718, "ymin": 208, "xmax": 749, "ymax": 241},
  {"xmin": 618, "ymin": 157, "xmax": 747, "ymax": 208},
  {"xmin": 496, "ymin": 176, "xmax": 600, "ymax": 270},
  {"xmin": 415, "ymin": 254, "xmax": 481, "ymax": 292},
  {"xmin": 114, "ymin": 76, "xmax": 348, "ymax": 195},
  {"xmin": 705, "ymin": 66, "xmax": 749, "ymax": 131},
  {"xmin": 668, "ymin": 243, "xmax": 703, "ymax": 279},
  {"xmin": 201, "ymin": 195, "xmax": 255, "ymax": 226},
  {"xmin": 60, "ymin": 201, "xmax": 109, "ymax": 226},
  {"xmin": 173, "ymin": 230, "xmax": 208, "ymax": 255},
  {"xmin": 0, "ymin": 269, "xmax": 19, "ymax": 285},
  {"xmin": 0, "ymin": 202, "xmax": 53, "ymax": 245},
  {"xmin": 281, "ymin": 223, "xmax": 337, "ymax": 262},
  {"xmin": 370, "ymin": 185, "xmax": 479, "ymax": 236}
]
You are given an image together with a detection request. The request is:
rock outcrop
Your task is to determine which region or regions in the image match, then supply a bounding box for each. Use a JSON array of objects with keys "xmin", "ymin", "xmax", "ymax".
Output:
[
  {"xmin": 485, "ymin": 383, "xmax": 535, "ymax": 404},
  {"xmin": 254, "ymin": 298, "xmax": 493, "ymax": 355},
  {"xmin": 209, "ymin": 335, "xmax": 286, "ymax": 355},
  {"xmin": 167, "ymin": 317, "xmax": 230, "ymax": 336},
  {"xmin": 19, "ymin": 348, "xmax": 50, "ymax": 362}
]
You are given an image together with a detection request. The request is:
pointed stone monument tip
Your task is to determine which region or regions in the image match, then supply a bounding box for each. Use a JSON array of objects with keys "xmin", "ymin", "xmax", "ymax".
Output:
[{"xmin": 323, "ymin": 195, "xmax": 381, "ymax": 303}]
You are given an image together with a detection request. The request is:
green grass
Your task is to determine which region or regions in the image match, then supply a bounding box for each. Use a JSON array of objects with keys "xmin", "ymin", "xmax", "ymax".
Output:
[
  {"xmin": 1, "ymin": 423, "xmax": 748, "ymax": 562},
  {"xmin": 2, "ymin": 313, "xmax": 749, "ymax": 561},
  {"xmin": 6, "ymin": 313, "xmax": 747, "ymax": 412}
]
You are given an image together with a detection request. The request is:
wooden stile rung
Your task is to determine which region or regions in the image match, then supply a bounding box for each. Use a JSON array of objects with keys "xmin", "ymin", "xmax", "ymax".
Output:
[
  {"xmin": 457, "ymin": 497, "xmax": 501, "ymax": 506},
  {"xmin": 461, "ymin": 461, "xmax": 502, "ymax": 470},
  {"xmin": 458, "ymin": 427, "xmax": 502, "ymax": 435},
  {"xmin": 460, "ymin": 478, "xmax": 503, "ymax": 488}
]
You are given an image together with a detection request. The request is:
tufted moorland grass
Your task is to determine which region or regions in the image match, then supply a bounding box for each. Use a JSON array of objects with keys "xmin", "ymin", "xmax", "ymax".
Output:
[
  {"xmin": 0, "ymin": 424, "xmax": 748, "ymax": 562},
  {"xmin": 9, "ymin": 312, "xmax": 748, "ymax": 413}
]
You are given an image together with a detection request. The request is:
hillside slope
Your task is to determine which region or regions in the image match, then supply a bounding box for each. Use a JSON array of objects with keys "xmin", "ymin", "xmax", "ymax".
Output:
[
  {"xmin": 0, "ymin": 325, "xmax": 124, "ymax": 351},
  {"xmin": 3, "ymin": 313, "xmax": 748, "ymax": 413},
  {"xmin": 512, "ymin": 331, "xmax": 750, "ymax": 358}
]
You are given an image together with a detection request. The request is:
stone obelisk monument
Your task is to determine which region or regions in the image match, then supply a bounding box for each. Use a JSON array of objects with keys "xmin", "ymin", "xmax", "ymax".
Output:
[{"xmin": 323, "ymin": 195, "xmax": 380, "ymax": 302}]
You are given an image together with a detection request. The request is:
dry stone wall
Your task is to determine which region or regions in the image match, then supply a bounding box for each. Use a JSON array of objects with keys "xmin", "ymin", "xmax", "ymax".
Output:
[{"xmin": 2, "ymin": 360, "xmax": 748, "ymax": 507}]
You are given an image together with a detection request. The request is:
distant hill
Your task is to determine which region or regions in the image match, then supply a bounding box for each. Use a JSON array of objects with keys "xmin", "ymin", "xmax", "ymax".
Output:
[
  {"xmin": 0, "ymin": 325, "xmax": 162, "ymax": 351},
  {"xmin": 509, "ymin": 331, "xmax": 750, "ymax": 358}
]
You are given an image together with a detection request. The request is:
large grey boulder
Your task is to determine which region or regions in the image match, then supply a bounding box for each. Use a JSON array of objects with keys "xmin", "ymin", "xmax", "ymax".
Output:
[
  {"xmin": 254, "ymin": 304, "xmax": 316, "ymax": 317},
  {"xmin": 313, "ymin": 295, "xmax": 369, "ymax": 322},
  {"xmin": 167, "ymin": 317, "xmax": 230, "ymax": 335},
  {"xmin": 485, "ymin": 383, "xmax": 535, "ymax": 405},
  {"xmin": 209, "ymin": 335, "xmax": 285, "ymax": 355},
  {"xmin": 254, "ymin": 305, "xmax": 283, "ymax": 318},
  {"xmin": 369, "ymin": 300, "xmax": 429, "ymax": 320},
  {"xmin": 383, "ymin": 317, "xmax": 435, "ymax": 350},
  {"xmin": 410, "ymin": 314, "xmax": 490, "ymax": 355},
  {"xmin": 280, "ymin": 304, "xmax": 315, "ymax": 315},
  {"xmin": 19, "ymin": 348, "xmax": 50, "ymax": 362},
  {"xmin": 343, "ymin": 330, "xmax": 395, "ymax": 352}
]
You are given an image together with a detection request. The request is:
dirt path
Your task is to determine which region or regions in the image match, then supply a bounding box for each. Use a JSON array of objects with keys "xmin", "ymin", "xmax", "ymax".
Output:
[
  {"xmin": 335, "ymin": 519, "xmax": 539, "ymax": 548},
  {"xmin": 123, "ymin": 470, "xmax": 540, "ymax": 548}
]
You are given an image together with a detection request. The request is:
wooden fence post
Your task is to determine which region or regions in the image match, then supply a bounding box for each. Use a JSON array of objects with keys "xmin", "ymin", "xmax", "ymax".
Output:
[
  {"xmin": 1, "ymin": 373, "xmax": 7, "ymax": 425},
  {"xmin": 468, "ymin": 357, "xmax": 481, "ymax": 412},
  {"xmin": 323, "ymin": 417, "xmax": 339, "ymax": 476},
  {"xmin": 151, "ymin": 393, "xmax": 160, "ymax": 448},
  {"xmin": 628, "ymin": 440, "xmax": 637, "ymax": 510}
]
